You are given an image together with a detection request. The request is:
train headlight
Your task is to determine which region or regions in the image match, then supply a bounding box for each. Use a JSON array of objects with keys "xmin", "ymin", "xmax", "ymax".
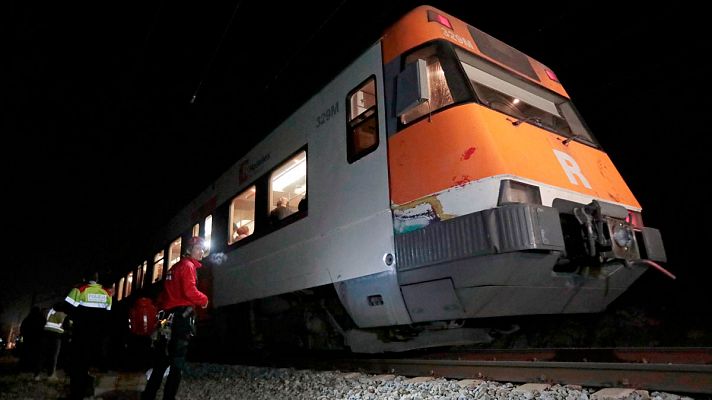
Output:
[
  {"xmin": 498, "ymin": 180, "xmax": 542, "ymax": 205},
  {"xmin": 612, "ymin": 222, "xmax": 634, "ymax": 248}
]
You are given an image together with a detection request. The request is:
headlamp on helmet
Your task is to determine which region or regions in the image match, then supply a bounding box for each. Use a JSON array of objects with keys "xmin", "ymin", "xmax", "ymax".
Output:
[{"xmin": 186, "ymin": 236, "xmax": 208, "ymax": 255}]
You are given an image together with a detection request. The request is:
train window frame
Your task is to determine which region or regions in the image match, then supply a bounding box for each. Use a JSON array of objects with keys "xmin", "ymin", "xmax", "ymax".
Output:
[
  {"xmin": 125, "ymin": 271, "xmax": 133, "ymax": 298},
  {"xmin": 138, "ymin": 261, "xmax": 147, "ymax": 289},
  {"xmin": 204, "ymin": 215, "xmax": 213, "ymax": 251},
  {"xmin": 228, "ymin": 186, "xmax": 256, "ymax": 245},
  {"xmin": 346, "ymin": 76, "xmax": 379, "ymax": 163},
  {"xmin": 116, "ymin": 278, "xmax": 124, "ymax": 301},
  {"xmin": 396, "ymin": 41, "xmax": 472, "ymax": 128},
  {"xmin": 454, "ymin": 47, "xmax": 599, "ymax": 147},
  {"xmin": 268, "ymin": 148, "xmax": 308, "ymax": 230},
  {"xmin": 152, "ymin": 250, "xmax": 164, "ymax": 283},
  {"xmin": 168, "ymin": 237, "xmax": 182, "ymax": 269}
]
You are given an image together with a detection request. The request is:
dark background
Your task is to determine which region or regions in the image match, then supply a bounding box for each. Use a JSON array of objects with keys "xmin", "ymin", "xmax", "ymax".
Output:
[{"xmin": 4, "ymin": 1, "xmax": 707, "ymax": 339}]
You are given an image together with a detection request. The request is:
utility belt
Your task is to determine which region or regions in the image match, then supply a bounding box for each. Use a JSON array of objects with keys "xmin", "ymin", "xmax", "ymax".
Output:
[
  {"xmin": 155, "ymin": 306, "xmax": 196, "ymax": 342},
  {"xmin": 168, "ymin": 306, "xmax": 195, "ymax": 319}
]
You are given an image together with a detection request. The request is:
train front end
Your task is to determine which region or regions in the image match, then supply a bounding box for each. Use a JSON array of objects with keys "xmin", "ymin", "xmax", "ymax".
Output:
[{"xmin": 383, "ymin": 7, "xmax": 668, "ymax": 322}]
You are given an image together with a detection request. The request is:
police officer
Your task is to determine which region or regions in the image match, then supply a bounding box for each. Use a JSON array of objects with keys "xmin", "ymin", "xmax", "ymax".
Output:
[
  {"xmin": 141, "ymin": 236, "xmax": 209, "ymax": 400},
  {"xmin": 64, "ymin": 270, "xmax": 112, "ymax": 400},
  {"xmin": 34, "ymin": 301, "xmax": 68, "ymax": 381}
]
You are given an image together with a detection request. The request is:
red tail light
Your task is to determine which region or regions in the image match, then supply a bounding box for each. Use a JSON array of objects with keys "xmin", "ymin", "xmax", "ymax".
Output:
[
  {"xmin": 545, "ymin": 69, "xmax": 559, "ymax": 82},
  {"xmin": 626, "ymin": 210, "xmax": 644, "ymax": 229},
  {"xmin": 427, "ymin": 10, "xmax": 452, "ymax": 29}
]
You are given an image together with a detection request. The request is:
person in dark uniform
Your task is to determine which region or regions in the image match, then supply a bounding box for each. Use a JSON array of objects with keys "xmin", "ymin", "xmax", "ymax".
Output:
[
  {"xmin": 19, "ymin": 306, "xmax": 44, "ymax": 372},
  {"xmin": 64, "ymin": 270, "xmax": 112, "ymax": 400},
  {"xmin": 141, "ymin": 236, "xmax": 209, "ymax": 400}
]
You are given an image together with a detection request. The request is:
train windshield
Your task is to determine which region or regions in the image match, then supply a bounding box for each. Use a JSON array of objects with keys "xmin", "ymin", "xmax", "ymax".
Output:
[{"xmin": 454, "ymin": 48, "xmax": 597, "ymax": 146}]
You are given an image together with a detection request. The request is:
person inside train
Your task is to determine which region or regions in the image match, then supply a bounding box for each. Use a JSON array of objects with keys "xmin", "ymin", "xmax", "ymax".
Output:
[
  {"xmin": 269, "ymin": 196, "xmax": 292, "ymax": 224},
  {"xmin": 235, "ymin": 225, "xmax": 250, "ymax": 240}
]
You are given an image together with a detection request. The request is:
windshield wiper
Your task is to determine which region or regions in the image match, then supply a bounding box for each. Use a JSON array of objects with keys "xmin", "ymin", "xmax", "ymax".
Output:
[
  {"xmin": 506, "ymin": 116, "xmax": 588, "ymax": 146},
  {"xmin": 562, "ymin": 133, "xmax": 582, "ymax": 145},
  {"xmin": 506, "ymin": 116, "xmax": 556, "ymax": 131}
]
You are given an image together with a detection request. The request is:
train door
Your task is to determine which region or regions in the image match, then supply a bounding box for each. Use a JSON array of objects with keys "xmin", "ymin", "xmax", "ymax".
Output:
[{"xmin": 318, "ymin": 43, "xmax": 412, "ymax": 328}]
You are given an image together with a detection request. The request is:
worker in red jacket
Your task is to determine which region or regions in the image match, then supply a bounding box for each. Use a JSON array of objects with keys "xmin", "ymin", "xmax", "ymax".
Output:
[{"xmin": 141, "ymin": 236, "xmax": 209, "ymax": 400}]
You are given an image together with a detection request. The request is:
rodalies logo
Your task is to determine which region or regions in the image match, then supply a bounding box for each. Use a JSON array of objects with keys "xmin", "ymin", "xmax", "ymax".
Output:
[
  {"xmin": 238, "ymin": 160, "xmax": 249, "ymax": 185},
  {"xmin": 238, "ymin": 154, "xmax": 271, "ymax": 185}
]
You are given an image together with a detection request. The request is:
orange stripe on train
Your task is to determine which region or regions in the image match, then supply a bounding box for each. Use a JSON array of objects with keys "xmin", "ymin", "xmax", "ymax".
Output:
[{"xmin": 387, "ymin": 103, "xmax": 640, "ymax": 208}]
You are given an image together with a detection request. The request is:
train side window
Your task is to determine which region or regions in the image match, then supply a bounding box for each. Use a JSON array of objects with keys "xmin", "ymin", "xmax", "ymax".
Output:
[
  {"xmin": 399, "ymin": 47, "xmax": 454, "ymax": 125},
  {"xmin": 228, "ymin": 186, "xmax": 256, "ymax": 244},
  {"xmin": 269, "ymin": 150, "xmax": 307, "ymax": 227},
  {"xmin": 117, "ymin": 278, "xmax": 124, "ymax": 301},
  {"xmin": 152, "ymin": 250, "xmax": 164, "ymax": 283},
  {"xmin": 347, "ymin": 77, "xmax": 379, "ymax": 163},
  {"xmin": 204, "ymin": 215, "xmax": 213, "ymax": 251},
  {"xmin": 455, "ymin": 47, "xmax": 595, "ymax": 144},
  {"xmin": 138, "ymin": 261, "xmax": 147, "ymax": 289},
  {"xmin": 125, "ymin": 271, "xmax": 133, "ymax": 298},
  {"xmin": 168, "ymin": 237, "xmax": 181, "ymax": 269}
]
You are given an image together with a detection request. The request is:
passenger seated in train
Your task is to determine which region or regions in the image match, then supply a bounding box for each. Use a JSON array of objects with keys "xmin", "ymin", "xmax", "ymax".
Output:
[
  {"xmin": 298, "ymin": 196, "xmax": 307, "ymax": 213},
  {"xmin": 270, "ymin": 197, "xmax": 293, "ymax": 225},
  {"xmin": 233, "ymin": 225, "xmax": 250, "ymax": 241}
]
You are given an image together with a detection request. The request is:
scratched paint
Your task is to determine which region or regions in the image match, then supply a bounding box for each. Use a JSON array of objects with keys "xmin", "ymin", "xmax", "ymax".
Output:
[
  {"xmin": 452, "ymin": 175, "xmax": 473, "ymax": 188},
  {"xmin": 392, "ymin": 194, "xmax": 457, "ymax": 234},
  {"xmin": 460, "ymin": 146, "xmax": 476, "ymax": 160}
]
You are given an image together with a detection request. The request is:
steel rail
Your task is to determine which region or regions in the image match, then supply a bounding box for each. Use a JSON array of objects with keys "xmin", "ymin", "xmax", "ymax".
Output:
[{"xmin": 319, "ymin": 358, "xmax": 712, "ymax": 394}]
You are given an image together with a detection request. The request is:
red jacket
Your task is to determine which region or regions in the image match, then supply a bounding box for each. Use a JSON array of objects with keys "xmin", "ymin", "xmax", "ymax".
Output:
[{"xmin": 160, "ymin": 256, "xmax": 208, "ymax": 311}]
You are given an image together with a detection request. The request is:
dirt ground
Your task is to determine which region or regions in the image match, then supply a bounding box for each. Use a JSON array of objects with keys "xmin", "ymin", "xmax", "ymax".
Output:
[{"xmin": 0, "ymin": 354, "xmax": 141, "ymax": 400}]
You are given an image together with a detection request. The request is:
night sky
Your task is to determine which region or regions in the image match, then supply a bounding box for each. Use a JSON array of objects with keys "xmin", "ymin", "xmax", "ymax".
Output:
[{"xmin": 4, "ymin": 2, "xmax": 707, "ymax": 334}]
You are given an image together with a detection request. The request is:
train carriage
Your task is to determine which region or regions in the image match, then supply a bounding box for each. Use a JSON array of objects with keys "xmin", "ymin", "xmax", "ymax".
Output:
[{"xmin": 116, "ymin": 5, "xmax": 668, "ymax": 353}]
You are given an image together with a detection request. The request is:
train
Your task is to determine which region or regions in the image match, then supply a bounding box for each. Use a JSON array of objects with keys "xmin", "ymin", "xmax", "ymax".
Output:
[{"xmin": 113, "ymin": 5, "xmax": 668, "ymax": 353}]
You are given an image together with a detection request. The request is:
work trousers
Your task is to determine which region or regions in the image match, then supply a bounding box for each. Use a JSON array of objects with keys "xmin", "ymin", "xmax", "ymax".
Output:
[
  {"xmin": 141, "ymin": 307, "xmax": 194, "ymax": 400},
  {"xmin": 33, "ymin": 331, "xmax": 62, "ymax": 377},
  {"xmin": 68, "ymin": 326, "xmax": 102, "ymax": 399}
]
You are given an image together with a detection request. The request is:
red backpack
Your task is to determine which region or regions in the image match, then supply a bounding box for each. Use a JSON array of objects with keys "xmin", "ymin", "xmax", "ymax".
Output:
[{"xmin": 128, "ymin": 297, "xmax": 158, "ymax": 336}]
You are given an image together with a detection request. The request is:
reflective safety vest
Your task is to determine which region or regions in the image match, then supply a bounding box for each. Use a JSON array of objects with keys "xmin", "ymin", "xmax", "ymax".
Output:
[
  {"xmin": 65, "ymin": 282, "xmax": 112, "ymax": 311},
  {"xmin": 44, "ymin": 308, "xmax": 67, "ymax": 334}
]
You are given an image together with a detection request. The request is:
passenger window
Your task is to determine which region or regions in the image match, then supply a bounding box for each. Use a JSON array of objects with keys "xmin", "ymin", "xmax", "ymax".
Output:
[
  {"xmin": 400, "ymin": 47, "xmax": 455, "ymax": 125},
  {"xmin": 269, "ymin": 151, "xmax": 307, "ymax": 226},
  {"xmin": 117, "ymin": 278, "xmax": 124, "ymax": 301},
  {"xmin": 347, "ymin": 77, "xmax": 379, "ymax": 163},
  {"xmin": 204, "ymin": 215, "xmax": 213, "ymax": 251},
  {"xmin": 168, "ymin": 237, "xmax": 181, "ymax": 268},
  {"xmin": 229, "ymin": 186, "xmax": 256, "ymax": 244},
  {"xmin": 137, "ymin": 261, "xmax": 147, "ymax": 289},
  {"xmin": 125, "ymin": 271, "xmax": 133, "ymax": 298},
  {"xmin": 152, "ymin": 250, "xmax": 164, "ymax": 283}
]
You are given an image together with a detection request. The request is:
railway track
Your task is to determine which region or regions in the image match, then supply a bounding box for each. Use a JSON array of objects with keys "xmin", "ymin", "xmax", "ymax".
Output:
[{"xmin": 279, "ymin": 347, "xmax": 712, "ymax": 395}]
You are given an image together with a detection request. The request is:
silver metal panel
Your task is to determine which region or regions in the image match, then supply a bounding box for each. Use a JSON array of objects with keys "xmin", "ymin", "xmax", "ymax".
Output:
[
  {"xmin": 401, "ymin": 279, "xmax": 465, "ymax": 323},
  {"xmin": 395, "ymin": 59, "xmax": 429, "ymax": 116},
  {"xmin": 641, "ymin": 227, "xmax": 667, "ymax": 262},
  {"xmin": 335, "ymin": 270, "xmax": 412, "ymax": 328},
  {"xmin": 212, "ymin": 43, "xmax": 410, "ymax": 329},
  {"xmin": 395, "ymin": 204, "xmax": 565, "ymax": 272},
  {"xmin": 398, "ymin": 251, "xmax": 647, "ymax": 319}
]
